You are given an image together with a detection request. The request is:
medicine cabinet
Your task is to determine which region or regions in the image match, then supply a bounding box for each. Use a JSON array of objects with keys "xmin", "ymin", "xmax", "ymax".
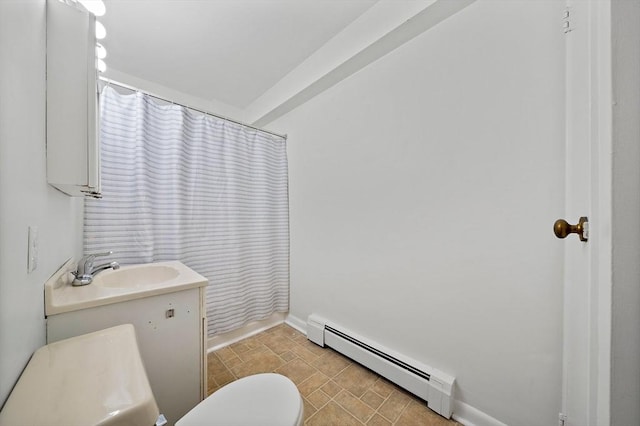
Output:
[{"xmin": 46, "ymin": 0, "xmax": 100, "ymax": 197}]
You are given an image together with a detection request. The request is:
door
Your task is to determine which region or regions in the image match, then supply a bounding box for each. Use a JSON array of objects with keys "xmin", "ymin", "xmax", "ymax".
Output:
[{"xmin": 561, "ymin": 1, "xmax": 612, "ymax": 425}]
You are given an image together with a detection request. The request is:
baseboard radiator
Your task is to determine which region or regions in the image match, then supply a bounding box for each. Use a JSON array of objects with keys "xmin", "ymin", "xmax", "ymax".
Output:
[{"xmin": 307, "ymin": 314, "xmax": 455, "ymax": 419}]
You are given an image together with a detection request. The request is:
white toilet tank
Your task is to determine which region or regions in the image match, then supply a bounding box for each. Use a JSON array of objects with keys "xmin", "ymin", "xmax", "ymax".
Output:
[
  {"xmin": 177, "ymin": 373, "xmax": 304, "ymax": 426},
  {"xmin": 0, "ymin": 325, "xmax": 159, "ymax": 426}
]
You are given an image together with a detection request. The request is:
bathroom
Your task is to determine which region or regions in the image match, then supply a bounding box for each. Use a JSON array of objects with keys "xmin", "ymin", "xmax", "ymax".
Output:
[{"xmin": 0, "ymin": 0, "xmax": 638, "ymax": 425}]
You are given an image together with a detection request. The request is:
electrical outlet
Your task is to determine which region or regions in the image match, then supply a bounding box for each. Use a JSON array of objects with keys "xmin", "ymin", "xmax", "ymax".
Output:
[{"xmin": 27, "ymin": 226, "xmax": 38, "ymax": 273}]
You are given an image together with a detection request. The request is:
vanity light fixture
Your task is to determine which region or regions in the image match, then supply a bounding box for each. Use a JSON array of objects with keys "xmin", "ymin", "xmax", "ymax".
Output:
[
  {"xmin": 95, "ymin": 20, "xmax": 106, "ymax": 39},
  {"xmin": 57, "ymin": 0, "xmax": 108, "ymax": 72},
  {"xmin": 96, "ymin": 43, "xmax": 107, "ymax": 59},
  {"xmin": 97, "ymin": 59, "xmax": 107, "ymax": 73}
]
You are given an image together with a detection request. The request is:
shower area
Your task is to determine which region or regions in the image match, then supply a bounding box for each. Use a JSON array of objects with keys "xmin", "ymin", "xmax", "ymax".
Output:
[{"xmin": 84, "ymin": 84, "xmax": 290, "ymax": 339}]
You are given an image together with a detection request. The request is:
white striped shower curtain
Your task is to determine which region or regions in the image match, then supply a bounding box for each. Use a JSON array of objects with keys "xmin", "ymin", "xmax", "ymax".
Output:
[{"xmin": 84, "ymin": 86, "xmax": 289, "ymax": 336}]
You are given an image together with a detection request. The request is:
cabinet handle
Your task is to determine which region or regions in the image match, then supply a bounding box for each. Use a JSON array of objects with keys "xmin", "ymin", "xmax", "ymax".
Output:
[{"xmin": 166, "ymin": 309, "xmax": 175, "ymax": 318}]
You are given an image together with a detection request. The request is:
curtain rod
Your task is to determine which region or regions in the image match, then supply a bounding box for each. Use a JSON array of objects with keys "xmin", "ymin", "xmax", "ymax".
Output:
[{"xmin": 98, "ymin": 77, "xmax": 287, "ymax": 140}]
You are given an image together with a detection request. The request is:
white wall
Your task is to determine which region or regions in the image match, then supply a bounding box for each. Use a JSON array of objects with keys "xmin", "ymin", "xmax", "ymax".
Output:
[
  {"xmin": 0, "ymin": 0, "xmax": 83, "ymax": 407},
  {"xmin": 270, "ymin": 1, "xmax": 565, "ymax": 424},
  {"xmin": 245, "ymin": 0, "xmax": 437, "ymax": 124},
  {"xmin": 610, "ymin": 0, "xmax": 640, "ymax": 424}
]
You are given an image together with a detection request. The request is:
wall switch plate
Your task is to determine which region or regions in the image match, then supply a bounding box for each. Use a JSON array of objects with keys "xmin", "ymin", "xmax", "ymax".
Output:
[{"xmin": 27, "ymin": 226, "xmax": 38, "ymax": 273}]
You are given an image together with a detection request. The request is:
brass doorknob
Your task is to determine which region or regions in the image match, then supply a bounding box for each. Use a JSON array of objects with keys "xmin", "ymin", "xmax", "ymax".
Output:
[{"xmin": 554, "ymin": 217, "xmax": 588, "ymax": 242}]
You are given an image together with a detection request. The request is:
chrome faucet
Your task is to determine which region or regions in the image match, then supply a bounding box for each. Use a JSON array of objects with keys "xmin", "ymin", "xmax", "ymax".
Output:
[{"xmin": 72, "ymin": 251, "xmax": 120, "ymax": 286}]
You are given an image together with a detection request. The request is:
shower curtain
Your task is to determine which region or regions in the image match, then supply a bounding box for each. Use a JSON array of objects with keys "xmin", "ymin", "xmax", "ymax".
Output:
[{"xmin": 84, "ymin": 86, "xmax": 289, "ymax": 336}]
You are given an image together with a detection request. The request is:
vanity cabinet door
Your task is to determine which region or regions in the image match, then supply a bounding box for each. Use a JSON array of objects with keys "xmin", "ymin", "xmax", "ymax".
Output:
[
  {"xmin": 46, "ymin": 0, "xmax": 100, "ymax": 197},
  {"xmin": 46, "ymin": 289, "xmax": 206, "ymax": 426}
]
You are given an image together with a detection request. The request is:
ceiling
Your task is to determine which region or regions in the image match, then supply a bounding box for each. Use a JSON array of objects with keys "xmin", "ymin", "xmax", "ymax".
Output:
[{"xmin": 101, "ymin": 0, "xmax": 378, "ymax": 109}]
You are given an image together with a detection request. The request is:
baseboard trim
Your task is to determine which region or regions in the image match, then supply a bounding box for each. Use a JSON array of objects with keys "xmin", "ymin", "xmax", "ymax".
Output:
[
  {"xmin": 452, "ymin": 400, "xmax": 508, "ymax": 426},
  {"xmin": 284, "ymin": 313, "xmax": 307, "ymax": 334},
  {"xmin": 207, "ymin": 312, "xmax": 286, "ymax": 352}
]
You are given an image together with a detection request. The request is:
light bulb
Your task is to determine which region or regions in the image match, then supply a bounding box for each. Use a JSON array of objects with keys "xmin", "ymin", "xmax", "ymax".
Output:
[
  {"xmin": 78, "ymin": 0, "xmax": 106, "ymax": 17},
  {"xmin": 95, "ymin": 21, "xmax": 106, "ymax": 39},
  {"xmin": 97, "ymin": 59, "xmax": 107, "ymax": 73},
  {"xmin": 96, "ymin": 43, "xmax": 107, "ymax": 59}
]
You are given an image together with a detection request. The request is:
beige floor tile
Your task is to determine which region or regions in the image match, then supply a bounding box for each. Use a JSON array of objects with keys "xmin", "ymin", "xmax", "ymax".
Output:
[
  {"xmin": 366, "ymin": 413, "xmax": 392, "ymax": 426},
  {"xmin": 269, "ymin": 324, "xmax": 300, "ymax": 340},
  {"xmin": 280, "ymin": 350, "xmax": 297, "ymax": 362},
  {"xmin": 312, "ymin": 351, "xmax": 352, "ymax": 377},
  {"xmin": 361, "ymin": 390, "xmax": 385, "ymax": 409},
  {"xmin": 371, "ymin": 377, "xmax": 395, "ymax": 398},
  {"xmin": 334, "ymin": 390, "xmax": 375, "ymax": 423},
  {"xmin": 231, "ymin": 350, "xmax": 285, "ymax": 378},
  {"xmin": 307, "ymin": 389, "xmax": 331, "ymax": 409},
  {"xmin": 236, "ymin": 344, "xmax": 269, "ymax": 362},
  {"xmin": 320, "ymin": 380, "xmax": 342, "ymax": 397},
  {"xmin": 290, "ymin": 342, "xmax": 322, "ymax": 363},
  {"xmin": 298, "ymin": 372, "xmax": 330, "ymax": 397},
  {"xmin": 334, "ymin": 364, "xmax": 378, "ymax": 397},
  {"xmin": 222, "ymin": 355, "xmax": 244, "ymax": 369},
  {"xmin": 215, "ymin": 346, "xmax": 238, "ymax": 363},
  {"xmin": 306, "ymin": 401, "xmax": 364, "ymax": 426},
  {"xmin": 254, "ymin": 329, "xmax": 273, "ymax": 342},
  {"xmin": 394, "ymin": 400, "xmax": 457, "ymax": 426},
  {"xmin": 211, "ymin": 369, "xmax": 235, "ymax": 387},
  {"xmin": 289, "ymin": 329, "xmax": 308, "ymax": 343},
  {"xmin": 239, "ymin": 335, "xmax": 262, "ymax": 349},
  {"xmin": 262, "ymin": 333, "xmax": 296, "ymax": 355},
  {"xmin": 229, "ymin": 340, "xmax": 252, "ymax": 355},
  {"xmin": 275, "ymin": 358, "xmax": 317, "ymax": 384},
  {"xmin": 285, "ymin": 326, "xmax": 305, "ymax": 339},
  {"xmin": 265, "ymin": 323, "xmax": 287, "ymax": 333},
  {"xmin": 207, "ymin": 353, "xmax": 225, "ymax": 370},
  {"xmin": 303, "ymin": 397, "xmax": 317, "ymax": 422},
  {"xmin": 299, "ymin": 339, "xmax": 329, "ymax": 357},
  {"xmin": 377, "ymin": 389, "xmax": 412, "ymax": 422}
]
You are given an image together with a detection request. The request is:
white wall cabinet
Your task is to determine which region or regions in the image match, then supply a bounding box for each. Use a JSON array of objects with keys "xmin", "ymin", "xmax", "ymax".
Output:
[
  {"xmin": 46, "ymin": 288, "xmax": 206, "ymax": 426},
  {"xmin": 46, "ymin": 0, "xmax": 100, "ymax": 197}
]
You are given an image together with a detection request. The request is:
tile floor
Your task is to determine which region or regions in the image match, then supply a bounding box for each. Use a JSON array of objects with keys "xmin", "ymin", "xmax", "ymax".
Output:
[{"xmin": 208, "ymin": 324, "xmax": 461, "ymax": 426}]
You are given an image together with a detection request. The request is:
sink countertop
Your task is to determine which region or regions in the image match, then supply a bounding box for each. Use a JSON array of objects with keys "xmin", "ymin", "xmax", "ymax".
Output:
[
  {"xmin": 0, "ymin": 324, "xmax": 159, "ymax": 426},
  {"xmin": 45, "ymin": 260, "xmax": 208, "ymax": 316}
]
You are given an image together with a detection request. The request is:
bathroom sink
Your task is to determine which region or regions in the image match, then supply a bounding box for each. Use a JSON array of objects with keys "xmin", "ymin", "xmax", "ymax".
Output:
[
  {"xmin": 95, "ymin": 264, "xmax": 180, "ymax": 288},
  {"xmin": 45, "ymin": 260, "xmax": 208, "ymax": 315}
]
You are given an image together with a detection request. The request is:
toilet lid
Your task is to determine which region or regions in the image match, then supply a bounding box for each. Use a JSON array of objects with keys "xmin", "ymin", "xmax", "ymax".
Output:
[{"xmin": 177, "ymin": 373, "xmax": 303, "ymax": 426}]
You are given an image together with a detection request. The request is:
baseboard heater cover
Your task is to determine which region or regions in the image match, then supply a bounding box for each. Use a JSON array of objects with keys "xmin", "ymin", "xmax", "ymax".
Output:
[{"xmin": 307, "ymin": 314, "xmax": 454, "ymax": 419}]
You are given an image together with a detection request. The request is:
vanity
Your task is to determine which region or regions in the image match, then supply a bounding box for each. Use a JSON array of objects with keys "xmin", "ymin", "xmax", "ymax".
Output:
[{"xmin": 44, "ymin": 260, "xmax": 208, "ymax": 426}]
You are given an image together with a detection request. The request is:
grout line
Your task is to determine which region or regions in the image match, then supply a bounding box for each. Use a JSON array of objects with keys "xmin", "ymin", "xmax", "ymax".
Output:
[{"xmin": 390, "ymin": 399, "xmax": 413, "ymax": 426}]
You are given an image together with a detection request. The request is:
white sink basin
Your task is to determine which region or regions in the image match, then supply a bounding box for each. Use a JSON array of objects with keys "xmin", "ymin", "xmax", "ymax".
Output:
[
  {"xmin": 45, "ymin": 260, "xmax": 208, "ymax": 316},
  {"xmin": 95, "ymin": 264, "xmax": 180, "ymax": 288}
]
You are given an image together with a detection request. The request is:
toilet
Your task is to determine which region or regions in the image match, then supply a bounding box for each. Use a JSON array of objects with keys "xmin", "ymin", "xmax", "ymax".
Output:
[
  {"xmin": 0, "ymin": 325, "xmax": 303, "ymax": 426},
  {"xmin": 177, "ymin": 373, "xmax": 304, "ymax": 426}
]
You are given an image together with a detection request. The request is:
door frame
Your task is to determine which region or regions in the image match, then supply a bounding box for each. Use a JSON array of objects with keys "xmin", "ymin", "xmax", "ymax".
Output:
[{"xmin": 562, "ymin": 0, "xmax": 612, "ymax": 425}]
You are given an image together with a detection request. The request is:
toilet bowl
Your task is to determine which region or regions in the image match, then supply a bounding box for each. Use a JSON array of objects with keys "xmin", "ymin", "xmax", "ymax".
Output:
[{"xmin": 177, "ymin": 373, "xmax": 304, "ymax": 426}]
